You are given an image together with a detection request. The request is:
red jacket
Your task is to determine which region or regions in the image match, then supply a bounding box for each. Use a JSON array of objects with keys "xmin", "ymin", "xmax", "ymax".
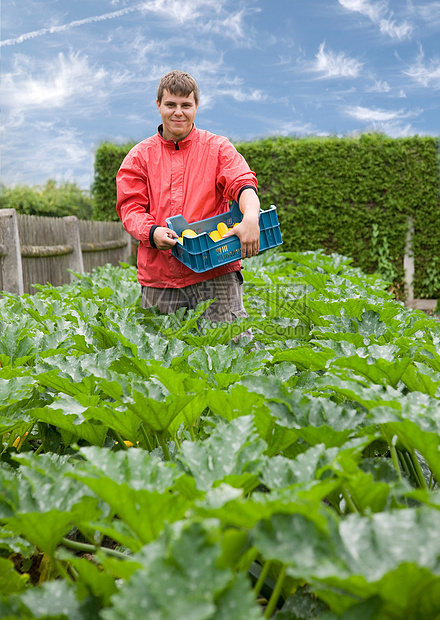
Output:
[{"xmin": 116, "ymin": 125, "xmax": 258, "ymax": 288}]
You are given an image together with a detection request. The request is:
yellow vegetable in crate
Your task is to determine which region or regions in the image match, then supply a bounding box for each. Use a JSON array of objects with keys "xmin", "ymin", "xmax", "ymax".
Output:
[
  {"xmin": 209, "ymin": 230, "xmax": 222, "ymax": 242},
  {"xmin": 181, "ymin": 229, "xmax": 197, "ymax": 238},
  {"xmin": 217, "ymin": 222, "xmax": 229, "ymax": 237}
]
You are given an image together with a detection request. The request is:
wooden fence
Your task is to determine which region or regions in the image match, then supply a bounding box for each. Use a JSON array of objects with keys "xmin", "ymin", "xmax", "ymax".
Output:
[{"xmin": 0, "ymin": 209, "xmax": 132, "ymax": 295}]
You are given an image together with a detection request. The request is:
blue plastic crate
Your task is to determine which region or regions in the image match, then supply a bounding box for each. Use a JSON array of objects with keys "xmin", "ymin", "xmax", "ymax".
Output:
[{"xmin": 166, "ymin": 201, "xmax": 282, "ymax": 273}]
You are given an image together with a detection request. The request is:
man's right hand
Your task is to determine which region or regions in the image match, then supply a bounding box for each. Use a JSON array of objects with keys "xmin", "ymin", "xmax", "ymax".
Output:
[{"xmin": 153, "ymin": 226, "xmax": 179, "ymax": 250}]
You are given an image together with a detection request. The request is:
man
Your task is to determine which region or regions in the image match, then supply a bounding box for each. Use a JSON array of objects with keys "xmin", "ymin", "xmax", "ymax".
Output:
[{"xmin": 116, "ymin": 70, "xmax": 260, "ymax": 324}]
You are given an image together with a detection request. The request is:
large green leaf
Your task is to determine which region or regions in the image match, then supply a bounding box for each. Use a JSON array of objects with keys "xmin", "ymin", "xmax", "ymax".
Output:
[
  {"xmin": 97, "ymin": 369, "xmax": 207, "ymax": 433},
  {"xmin": 71, "ymin": 449, "xmax": 194, "ymax": 547},
  {"xmin": 253, "ymin": 507, "xmax": 440, "ymax": 614},
  {"xmin": 6, "ymin": 510, "xmax": 73, "ymax": 556},
  {"xmin": 0, "ymin": 375, "xmax": 35, "ymax": 414},
  {"xmin": 0, "ymin": 558, "xmax": 29, "ymax": 594},
  {"xmin": 330, "ymin": 355, "xmax": 413, "ymax": 389},
  {"xmin": 27, "ymin": 399, "xmax": 108, "ymax": 446},
  {"xmin": 20, "ymin": 579, "xmax": 86, "ymax": 620},
  {"xmin": 186, "ymin": 345, "xmax": 269, "ymax": 388},
  {"xmin": 77, "ymin": 446, "xmax": 186, "ymax": 492},
  {"xmin": 100, "ymin": 521, "xmax": 263, "ymax": 620},
  {"xmin": 178, "ymin": 416, "xmax": 267, "ymax": 492},
  {"xmin": 271, "ymin": 346, "xmax": 335, "ymax": 371}
]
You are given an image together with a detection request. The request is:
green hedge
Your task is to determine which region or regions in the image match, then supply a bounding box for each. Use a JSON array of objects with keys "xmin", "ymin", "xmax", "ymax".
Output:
[
  {"xmin": 0, "ymin": 180, "xmax": 94, "ymax": 220},
  {"xmin": 93, "ymin": 134, "xmax": 440, "ymax": 298},
  {"xmin": 92, "ymin": 142, "xmax": 136, "ymax": 222}
]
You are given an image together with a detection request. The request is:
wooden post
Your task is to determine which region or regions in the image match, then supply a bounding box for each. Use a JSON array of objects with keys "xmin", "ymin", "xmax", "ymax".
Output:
[
  {"xmin": 0, "ymin": 209, "xmax": 24, "ymax": 295},
  {"xmin": 63, "ymin": 216, "xmax": 84, "ymax": 279}
]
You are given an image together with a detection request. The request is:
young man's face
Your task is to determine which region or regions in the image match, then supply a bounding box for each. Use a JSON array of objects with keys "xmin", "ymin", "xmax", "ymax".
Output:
[{"xmin": 157, "ymin": 90, "xmax": 198, "ymax": 142}]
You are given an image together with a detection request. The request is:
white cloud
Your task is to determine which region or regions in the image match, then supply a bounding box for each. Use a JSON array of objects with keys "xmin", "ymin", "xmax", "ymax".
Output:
[
  {"xmin": 208, "ymin": 10, "xmax": 247, "ymax": 39},
  {"xmin": 218, "ymin": 88, "xmax": 266, "ymax": 103},
  {"xmin": 0, "ymin": 4, "xmax": 140, "ymax": 47},
  {"xmin": 2, "ymin": 123, "xmax": 92, "ymax": 188},
  {"xmin": 338, "ymin": 0, "xmax": 413, "ymax": 40},
  {"xmin": 139, "ymin": 0, "xmax": 222, "ymax": 25},
  {"xmin": 367, "ymin": 79, "xmax": 391, "ymax": 92},
  {"xmin": 412, "ymin": 2, "xmax": 440, "ymax": 25},
  {"xmin": 0, "ymin": 0, "xmax": 235, "ymax": 48},
  {"xmin": 369, "ymin": 121, "xmax": 414, "ymax": 137},
  {"xmin": 379, "ymin": 18, "xmax": 413, "ymax": 40},
  {"xmin": 344, "ymin": 105, "xmax": 411, "ymax": 122},
  {"xmin": 2, "ymin": 52, "xmax": 111, "ymax": 126},
  {"xmin": 338, "ymin": 0, "xmax": 387, "ymax": 23},
  {"xmin": 404, "ymin": 51, "xmax": 440, "ymax": 89},
  {"xmin": 313, "ymin": 42, "xmax": 363, "ymax": 78}
]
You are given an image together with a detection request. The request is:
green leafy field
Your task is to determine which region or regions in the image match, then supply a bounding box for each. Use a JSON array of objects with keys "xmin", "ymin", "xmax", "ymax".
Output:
[{"xmin": 1, "ymin": 250, "xmax": 440, "ymax": 619}]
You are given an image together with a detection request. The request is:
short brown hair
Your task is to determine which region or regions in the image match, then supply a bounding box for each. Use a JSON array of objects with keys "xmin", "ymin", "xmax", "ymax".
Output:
[{"xmin": 157, "ymin": 70, "xmax": 199, "ymax": 105}]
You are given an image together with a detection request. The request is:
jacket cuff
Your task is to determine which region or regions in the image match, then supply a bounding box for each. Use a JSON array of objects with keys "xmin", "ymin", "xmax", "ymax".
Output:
[
  {"xmin": 149, "ymin": 225, "xmax": 159, "ymax": 248},
  {"xmin": 237, "ymin": 185, "xmax": 258, "ymax": 201}
]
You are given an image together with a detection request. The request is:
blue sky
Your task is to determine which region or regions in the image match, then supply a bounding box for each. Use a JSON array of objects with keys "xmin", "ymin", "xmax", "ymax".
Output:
[{"xmin": 1, "ymin": 0, "xmax": 440, "ymax": 190}]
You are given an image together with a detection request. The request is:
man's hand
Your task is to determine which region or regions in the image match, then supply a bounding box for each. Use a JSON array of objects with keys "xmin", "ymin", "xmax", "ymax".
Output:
[
  {"xmin": 222, "ymin": 188, "xmax": 260, "ymax": 258},
  {"xmin": 153, "ymin": 226, "xmax": 179, "ymax": 250},
  {"xmin": 223, "ymin": 216, "xmax": 260, "ymax": 258}
]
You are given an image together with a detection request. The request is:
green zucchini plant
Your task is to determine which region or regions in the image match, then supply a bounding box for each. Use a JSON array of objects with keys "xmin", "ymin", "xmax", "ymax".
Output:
[{"xmin": 0, "ymin": 252, "xmax": 440, "ymax": 619}]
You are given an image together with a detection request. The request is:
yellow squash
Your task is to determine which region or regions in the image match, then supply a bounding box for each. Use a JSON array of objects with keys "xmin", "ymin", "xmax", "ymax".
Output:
[
  {"xmin": 181, "ymin": 229, "xmax": 197, "ymax": 238},
  {"xmin": 209, "ymin": 230, "xmax": 222, "ymax": 242},
  {"xmin": 217, "ymin": 222, "xmax": 229, "ymax": 237}
]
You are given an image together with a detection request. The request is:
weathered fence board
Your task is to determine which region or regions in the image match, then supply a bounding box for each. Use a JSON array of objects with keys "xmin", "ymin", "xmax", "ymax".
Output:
[
  {"xmin": 78, "ymin": 219, "xmax": 131, "ymax": 274},
  {"xmin": 0, "ymin": 210, "xmax": 131, "ymax": 295},
  {"xmin": 0, "ymin": 210, "xmax": 24, "ymax": 296}
]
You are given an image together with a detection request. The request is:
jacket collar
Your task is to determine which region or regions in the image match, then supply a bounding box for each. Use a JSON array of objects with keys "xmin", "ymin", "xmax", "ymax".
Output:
[{"xmin": 157, "ymin": 124, "xmax": 196, "ymax": 149}]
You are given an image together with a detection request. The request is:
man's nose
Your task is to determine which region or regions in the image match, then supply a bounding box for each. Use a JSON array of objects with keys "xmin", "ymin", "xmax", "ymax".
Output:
[{"xmin": 174, "ymin": 106, "xmax": 183, "ymax": 115}]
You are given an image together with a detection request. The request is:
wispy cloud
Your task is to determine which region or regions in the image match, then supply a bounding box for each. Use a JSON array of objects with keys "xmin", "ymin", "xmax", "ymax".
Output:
[
  {"xmin": 339, "ymin": 0, "xmax": 386, "ymax": 23},
  {"xmin": 0, "ymin": 5, "xmax": 140, "ymax": 47},
  {"xmin": 2, "ymin": 52, "xmax": 115, "ymax": 127},
  {"xmin": 344, "ymin": 104, "xmax": 411, "ymax": 122},
  {"xmin": 2, "ymin": 123, "xmax": 91, "ymax": 187},
  {"xmin": 0, "ymin": 0, "xmax": 241, "ymax": 48},
  {"xmin": 204, "ymin": 9, "xmax": 248, "ymax": 39},
  {"xmin": 404, "ymin": 49, "xmax": 440, "ymax": 89},
  {"xmin": 379, "ymin": 18, "xmax": 413, "ymax": 39},
  {"xmin": 410, "ymin": 2, "xmax": 440, "ymax": 26},
  {"xmin": 313, "ymin": 42, "xmax": 363, "ymax": 78},
  {"xmin": 218, "ymin": 88, "xmax": 266, "ymax": 102},
  {"xmin": 366, "ymin": 79, "xmax": 391, "ymax": 92},
  {"xmin": 338, "ymin": 0, "xmax": 413, "ymax": 40},
  {"xmin": 344, "ymin": 104, "xmax": 416, "ymax": 137}
]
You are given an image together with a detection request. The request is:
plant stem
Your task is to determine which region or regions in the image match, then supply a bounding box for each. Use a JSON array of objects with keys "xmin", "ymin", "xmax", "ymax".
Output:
[
  {"xmin": 156, "ymin": 432, "xmax": 171, "ymax": 461},
  {"xmin": 140, "ymin": 423, "xmax": 154, "ymax": 452},
  {"xmin": 389, "ymin": 444, "xmax": 402, "ymax": 480},
  {"xmin": 60, "ymin": 537, "xmax": 130, "ymax": 561},
  {"xmin": 341, "ymin": 485, "xmax": 358, "ymax": 513},
  {"xmin": 112, "ymin": 430, "xmax": 129, "ymax": 450},
  {"xmin": 253, "ymin": 560, "xmax": 272, "ymax": 598},
  {"xmin": 398, "ymin": 450, "xmax": 411, "ymax": 479},
  {"xmin": 16, "ymin": 423, "xmax": 35, "ymax": 451},
  {"xmin": 408, "ymin": 449, "xmax": 428, "ymax": 490},
  {"xmin": 34, "ymin": 442, "xmax": 45, "ymax": 456},
  {"xmin": 55, "ymin": 558, "xmax": 73, "ymax": 582},
  {"xmin": 380, "ymin": 426, "xmax": 402, "ymax": 481},
  {"xmin": 264, "ymin": 564, "xmax": 286, "ymax": 619}
]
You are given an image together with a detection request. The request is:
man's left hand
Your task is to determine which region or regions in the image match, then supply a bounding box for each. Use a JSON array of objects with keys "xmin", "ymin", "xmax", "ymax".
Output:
[{"xmin": 222, "ymin": 215, "xmax": 260, "ymax": 258}]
